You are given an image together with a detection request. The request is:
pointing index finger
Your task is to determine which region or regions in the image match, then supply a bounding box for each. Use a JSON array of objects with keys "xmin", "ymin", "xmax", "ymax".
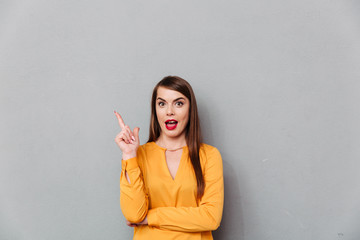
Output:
[{"xmin": 114, "ymin": 111, "xmax": 126, "ymax": 129}]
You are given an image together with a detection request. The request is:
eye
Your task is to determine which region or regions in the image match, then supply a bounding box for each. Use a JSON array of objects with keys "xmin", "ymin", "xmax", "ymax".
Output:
[
  {"xmin": 158, "ymin": 101, "xmax": 165, "ymax": 107},
  {"xmin": 175, "ymin": 101, "xmax": 184, "ymax": 107}
]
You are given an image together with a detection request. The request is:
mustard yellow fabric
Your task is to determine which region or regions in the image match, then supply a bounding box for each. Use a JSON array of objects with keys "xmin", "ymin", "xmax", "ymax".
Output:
[{"xmin": 120, "ymin": 142, "xmax": 224, "ymax": 240}]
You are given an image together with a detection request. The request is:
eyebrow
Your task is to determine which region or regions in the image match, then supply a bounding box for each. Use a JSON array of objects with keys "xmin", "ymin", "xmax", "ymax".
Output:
[{"xmin": 156, "ymin": 97, "xmax": 186, "ymax": 102}]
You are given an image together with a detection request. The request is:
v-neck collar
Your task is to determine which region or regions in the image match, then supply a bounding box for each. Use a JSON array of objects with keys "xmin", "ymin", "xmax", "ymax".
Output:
[{"xmin": 150, "ymin": 142, "xmax": 188, "ymax": 182}]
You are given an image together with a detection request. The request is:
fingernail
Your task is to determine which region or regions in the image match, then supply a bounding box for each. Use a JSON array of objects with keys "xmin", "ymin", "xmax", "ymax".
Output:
[{"xmin": 131, "ymin": 136, "xmax": 135, "ymax": 141}]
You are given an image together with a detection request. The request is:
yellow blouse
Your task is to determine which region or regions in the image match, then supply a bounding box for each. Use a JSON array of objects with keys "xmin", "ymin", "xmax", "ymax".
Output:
[{"xmin": 120, "ymin": 142, "xmax": 224, "ymax": 240}]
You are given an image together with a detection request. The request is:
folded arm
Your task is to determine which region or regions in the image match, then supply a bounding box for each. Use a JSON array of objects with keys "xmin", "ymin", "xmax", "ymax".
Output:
[{"xmin": 147, "ymin": 147, "xmax": 224, "ymax": 232}]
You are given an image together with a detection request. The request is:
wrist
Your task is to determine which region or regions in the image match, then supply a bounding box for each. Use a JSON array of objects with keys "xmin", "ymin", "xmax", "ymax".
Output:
[{"xmin": 122, "ymin": 152, "xmax": 136, "ymax": 160}]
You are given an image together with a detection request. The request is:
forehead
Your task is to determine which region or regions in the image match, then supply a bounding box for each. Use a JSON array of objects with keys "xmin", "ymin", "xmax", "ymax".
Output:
[{"xmin": 156, "ymin": 86, "xmax": 188, "ymax": 101}]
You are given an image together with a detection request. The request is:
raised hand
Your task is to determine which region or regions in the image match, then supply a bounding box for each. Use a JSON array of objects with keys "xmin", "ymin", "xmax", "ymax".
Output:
[{"xmin": 114, "ymin": 111, "xmax": 140, "ymax": 160}]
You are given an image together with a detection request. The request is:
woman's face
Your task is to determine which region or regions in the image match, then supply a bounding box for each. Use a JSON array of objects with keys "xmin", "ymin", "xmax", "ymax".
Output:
[{"xmin": 156, "ymin": 86, "xmax": 190, "ymax": 140}]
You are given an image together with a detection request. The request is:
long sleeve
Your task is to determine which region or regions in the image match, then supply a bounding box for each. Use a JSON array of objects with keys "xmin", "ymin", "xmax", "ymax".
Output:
[
  {"xmin": 120, "ymin": 147, "xmax": 148, "ymax": 223},
  {"xmin": 147, "ymin": 146, "xmax": 224, "ymax": 232}
]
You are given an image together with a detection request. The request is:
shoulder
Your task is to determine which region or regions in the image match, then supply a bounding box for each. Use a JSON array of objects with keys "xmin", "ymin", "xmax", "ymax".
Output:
[
  {"xmin": 200, "ymin": 143, "xmax": 221, "ymax": 155},
  {"xmin": 199, "ymin": 143, "xmax": 223, "ymax": 174},
  {"xmin": 199, "ymin": 143, "xmax": 222, "ymax": 164},
  {"xmin": 136, "ymin": 142, "xmax": 159, "ymax": 158},
  {"xmin": 139, "ymin": 142, "xmax": 158, "ymax": 152},
  {"xmin": 134, "ymin": 142, "xmax": 157, "ymax": 168}
]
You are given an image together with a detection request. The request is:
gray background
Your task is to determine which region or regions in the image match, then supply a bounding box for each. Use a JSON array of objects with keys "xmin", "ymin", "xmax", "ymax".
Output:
[{"xmin": 1, "ymin": 1, "xmax": 359, "ymax": 239}]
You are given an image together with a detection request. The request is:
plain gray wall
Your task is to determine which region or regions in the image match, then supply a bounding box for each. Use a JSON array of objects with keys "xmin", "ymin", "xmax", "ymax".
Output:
[{"xmin": 1, "ymin": 1, "xmax": 360, "ymax": 239}]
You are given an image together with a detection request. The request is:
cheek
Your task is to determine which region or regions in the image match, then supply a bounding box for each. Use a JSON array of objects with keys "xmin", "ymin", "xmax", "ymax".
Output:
[
  {"xmin": 181, "ymin": 109, "xmax": 190, "ymax": 123},
  {"xmin": 184, "ymin": 115, "xmax": 189, "ymax": 125},
  {"xmin": 155, "ymin": 108, "xmax": 164, "ymax": 120}
]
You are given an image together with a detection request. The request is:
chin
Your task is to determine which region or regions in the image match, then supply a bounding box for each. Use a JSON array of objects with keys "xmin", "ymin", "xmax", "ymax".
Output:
[
  {"xmin": 161, "ymin": 129, "xmax": 184, "ymax": 139},
  {"xmin": 164, "ymin": 131, "xmax": 180, "ymax": 138}
]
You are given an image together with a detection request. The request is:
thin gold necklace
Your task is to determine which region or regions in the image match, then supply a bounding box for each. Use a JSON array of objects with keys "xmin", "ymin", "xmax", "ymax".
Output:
[
  {"xmin": 156, "ymin": 141, "xmax": 186, "ymax": 151},
  {"xmin": 166, "ymin": 146, "xmax": 184, "ymax": 151}
]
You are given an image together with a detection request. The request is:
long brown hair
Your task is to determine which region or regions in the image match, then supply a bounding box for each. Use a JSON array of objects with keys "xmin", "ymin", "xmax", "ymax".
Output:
[{"xmin": 147, "ymin": 76, "xmax": 205, "ymax": 200}]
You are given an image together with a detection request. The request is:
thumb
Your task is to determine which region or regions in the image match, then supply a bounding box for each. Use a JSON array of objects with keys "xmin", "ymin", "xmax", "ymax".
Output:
[{"xmin": 133, "ymin": 127, "xmax": 140, "ymax": 143}]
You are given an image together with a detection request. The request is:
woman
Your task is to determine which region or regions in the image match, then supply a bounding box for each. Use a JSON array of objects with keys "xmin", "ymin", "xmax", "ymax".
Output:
[{"xmin": 114, "ymin": 76, "xmax": 224, "ymax": 240}]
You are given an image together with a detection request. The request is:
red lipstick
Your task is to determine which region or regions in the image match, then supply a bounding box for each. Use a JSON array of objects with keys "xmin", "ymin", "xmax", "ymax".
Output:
[{"xmin": 165, "ymin": 119, "xmax": 178, "ymax": 130}]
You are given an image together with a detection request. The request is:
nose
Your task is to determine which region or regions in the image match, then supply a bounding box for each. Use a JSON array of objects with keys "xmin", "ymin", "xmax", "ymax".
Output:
[{"xmin": 166, "ymin": 105, "xmax": 174, "ymax": 116}]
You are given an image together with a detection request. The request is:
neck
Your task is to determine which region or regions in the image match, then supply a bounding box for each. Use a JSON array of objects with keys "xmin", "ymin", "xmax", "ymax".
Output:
[{"xmin": 156, "ymin": 133, "xmax": 187, "ymax": 150}]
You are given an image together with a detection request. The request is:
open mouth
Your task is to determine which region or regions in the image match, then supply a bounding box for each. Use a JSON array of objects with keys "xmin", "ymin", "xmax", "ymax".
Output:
[{"xmin": 165, "ymin": 119, "xmax": 178, "ymax": 130}]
